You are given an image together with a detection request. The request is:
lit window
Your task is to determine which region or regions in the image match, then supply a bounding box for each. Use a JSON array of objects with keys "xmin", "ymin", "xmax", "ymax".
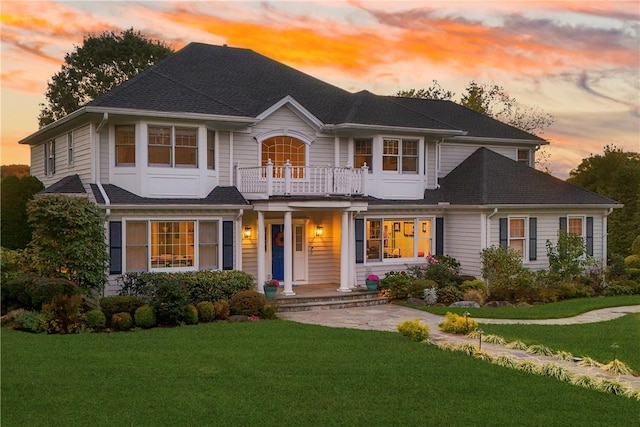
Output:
[
  {"xmin": 150, "ymin": 221, "xmax": 195, "ymax": 269},
  {"xmin": 383, "ymin": 139, "xmax": 418, "ymax": 173},
  {"xmin": 148, "ymin": 126, "xmax": 198, "ymax": 168},
  {"xmin": 509, "ymin": 218, "xmax": 526, "ymax": 257},
  {"xmin": 568, "ymin": 217, "xmax": 583, "ymax": 236},
  {"xmin": 126, "ymin": 221, "xmax": 148, "ymax": 272},
  {"xmin": 115, "ymin": 125, "xmax": 136, "ymax": 166},
  {"xmin": 261, "ymin": 136, "xmax": 306, "ymax": 178},
  {"xmin": 365, "ymin": 218, "xmax": 432, "ymax": 261},
  {"xmin": 354, "ymin": 138, "xmax": 373, "ymax": 172}
]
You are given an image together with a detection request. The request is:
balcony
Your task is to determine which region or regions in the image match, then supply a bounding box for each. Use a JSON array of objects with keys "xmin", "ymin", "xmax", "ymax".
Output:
[{"xmin": 235, "ymin": 160, "xmax": 368, "ymax": 199}]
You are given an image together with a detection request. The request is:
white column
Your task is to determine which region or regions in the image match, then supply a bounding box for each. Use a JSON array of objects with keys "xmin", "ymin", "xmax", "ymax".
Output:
[
  {"xmin": 257, "ymin": 211, "xmax": 266, "ymax": 293},
  {"xmin": 348, "ymin": 212, "xmax": 357, "ymax": 288},
  {"xmin": 338, "ymin": 210, "xmax": 352, "ymax": 292},
  {"xmin": 283, "ymin": 211, "xmax": 295, "ymax": 295},
  {"xmin": 235, "ymin": 214, "xmax": 243, "ymax": 271}
]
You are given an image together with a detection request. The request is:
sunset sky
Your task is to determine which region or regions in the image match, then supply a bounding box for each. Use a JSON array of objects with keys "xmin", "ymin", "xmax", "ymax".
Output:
[{"xmin": 1, "ymin": 0, "xmax": 638, "ymax": 178}]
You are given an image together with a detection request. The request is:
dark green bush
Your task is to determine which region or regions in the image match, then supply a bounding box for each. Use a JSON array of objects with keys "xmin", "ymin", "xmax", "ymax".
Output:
[
  {"xmin": 14, "ymin": 311, "xmax": 42, "ymax": 333},
  {"xmin": 379, "ymin": 271, "xmax": 413, "ymax": 299},
  {"xmin": 134, "ymin": 305, "xmax": 156, "ymax": 329},
  {"xmin": 111, "ymin": 312, "xmax": 133, "ymax": 331},
  {"xmin": 627, "ymin": 268, "xmax": 640, "ymax": 281},
  {"xmin": 196, "ymin": 301, "xmax": 215, "ymax": 322},
  {"xmin": 153, "ymin": 281, "xmax": 189, "ymax": 325},
  {"xmin": 632, "ymin": 235, "xmax": 640, "ymax": 256},
  {"xmin": 607, "ymin": 254, "xmax": 627, "ymax": 279},
  {"xmin": 408, "ymin": 279, "xmax": 437, "ymax": 298},
  {"xmin": 230, "ymin": 290, "xmax": 266, "ymax": 316},
  {"xmin": 625, "ymin": 255, "xmax": 640, "ymax": 269},
  {"xmin": 481, "ymin": 246, "xmax": 524, "ymax": 285},
  {"xmin": 185, "ymin": 304, "xmax": 198, "ymax": 325},
  {"xmin": 1, "ymin": 274, "xmax": 80, "ymax": 314},
  {"xmin": 213, "ymin": 300, "xmax": 230, "ymax": 320},
  {"xmin": 84, "ymin": 309, "xmax": 106, "ymax": 330},
  {"xmin": 437, "ymin": 285, "xmax": 463, "ymax": 305},
  {"xmin": 41, "ymin": 294, "xmax": 83, "ymax": 334},
  {"xmin": 602, "ymin": 280, "xmax": 639, "ymax": 296},
  {"xmin": 99, "ymin": 296, "xmax": 145, "ymax": 326}
]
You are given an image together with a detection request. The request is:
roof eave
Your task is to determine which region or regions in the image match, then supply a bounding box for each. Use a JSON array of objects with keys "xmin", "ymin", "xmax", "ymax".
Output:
[
  {"xmin": 445, "ymin": 135, "xmax": 548, "ymax": 145},
  {"xmin": 95, "ymin": 203, "xmax": 252, "ymax": 210},
  {"xmin": 322, "ymin": 123, "xmax": 466, "ymax": 136}
]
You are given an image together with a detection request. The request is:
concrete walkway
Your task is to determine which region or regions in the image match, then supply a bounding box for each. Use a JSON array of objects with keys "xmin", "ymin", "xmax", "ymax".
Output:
[{"xmin": 279, "ymin": 304, "xmax": 640, "ymax": 391}]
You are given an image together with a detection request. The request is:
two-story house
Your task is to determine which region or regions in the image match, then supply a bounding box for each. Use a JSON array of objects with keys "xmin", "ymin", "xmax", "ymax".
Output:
[{"xmin": 19, "ymin": 42, "xmax": 619, "ymax": 296}]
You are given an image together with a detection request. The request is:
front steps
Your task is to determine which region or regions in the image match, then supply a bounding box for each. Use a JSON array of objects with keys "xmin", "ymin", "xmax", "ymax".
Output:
[{"xmin": 275, "ymin": 288, "xmax": 388, "ymax": 312}]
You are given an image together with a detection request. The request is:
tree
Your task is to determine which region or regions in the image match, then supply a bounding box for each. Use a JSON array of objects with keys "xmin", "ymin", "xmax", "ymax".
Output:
[
  {"xmin": 38, "ymin": 28, "xmax": 173, "ymax": 127},
  {"xmin": 1, "ymin": 164, "xmax": 30, "ymax": 178},
  {"xmin": 27, "ymin": 195, "xmax": 108, "ymax": 293},
  {"xmin": 1, "ymin": 174, "xmax": 44, "ymax": 249},
  {"xmin": 395, "ymin": 80, "xmax": 554, "ymax": 136},
  {"xmin": 568, "ymin": 145, "xmax": 640, "ymax": 256}
]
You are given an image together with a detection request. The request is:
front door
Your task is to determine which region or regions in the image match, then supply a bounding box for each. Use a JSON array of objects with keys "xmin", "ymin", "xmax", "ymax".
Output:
[{"xmin": 271, "ymin": 224, "xmax": 285, "ymax": 281}]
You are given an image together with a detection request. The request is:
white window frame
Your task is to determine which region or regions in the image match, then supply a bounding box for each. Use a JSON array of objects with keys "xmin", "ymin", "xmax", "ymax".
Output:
[
  {"xmin": 67, "ymin": 132, "xmax": 74, "ymax": 167},
  {"xmin": 115, "ymin": 124, "xmax": 136, "ymax": 167},
  {"xmin": 382, "ymin": 137, "xmax": 420, "ymax": 174},
  {"xmin": 44, "ymin": 140, "xmax": 55, "ymax": 176},
  {"xmin": 354, "ymin": 138, "xmax": 373, "ymax": 172},
  {"xmin": 147, "ymin": 125, "xmax": 198, "ymax": 168},
  {"xmin": 517, "ymin": 148, "xmax": 530, "ymax": 166},
  {"xmin": 122, "ymin": 218, "xmax": 221, "ymax": 273},
  {"xmin": 508, "ymin": 216, "xmax": 528, "ymax": 261},
  {"xmin": 567, "ymin": 215, "xmax": 585, "ymax": 237}
]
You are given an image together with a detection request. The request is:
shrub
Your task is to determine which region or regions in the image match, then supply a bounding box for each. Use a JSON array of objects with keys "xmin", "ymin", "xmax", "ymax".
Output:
[
  {"xmin": 624, "ymin": 254, "xmax": 640, "ymax": 269},
  {"xmin": 481, "ymin": 245, "xmax": 524, "ymax": 284},
  {"xmin": 14, "ymin": 311, "xmax": 42, "ymax": 333},
  {"xmin": 185, "ymin": 304, "xmax": 199, "ymax": 325},
  {"xmin": 460, "ymin": 279, "xmax": 487, "ymax": 294},
  {"xmin": 84, "ymin": 309, "xmax": 106, "ymax": 330},
  {"xmin": 99, "ymin": 296, "xmax": 145, "ymax": 326},
  {"xmin": 1, "ymin": 274, "xmax": 80, "ymax": 313},
  {"xmin": 230, "ymin": 290, "xmax": 266, "ymax": 316},
  {"xmin": 546, "ymin": 231, "xmax": 589, "ymax": 280},
  {"xmin": 408, "ymin": 279, "xmax": 437, "ymax": 298},
  {"xmin": 437, "ymin": 285, "xmax": 463, "ymax": 305},
  {"xmin": 397, "ymin": 319, "xmax": 429, "ymax": 342},
  {"xmin": 111, "ymin": 312, "xmax": 133, "ymax": 331},
  {"xmin": 602, "ymin": 280, "xmax": 638, "ymax": 296},
  {"xmin": 213, "ymin": 300, "xmax": 230, "ymax": 320},
  {"xmin": 462, "ymin": 289, "xmax": 486, "ymax": 305},
  {"xmin": 153, "ymin": 281, "xmax": 189, "ymax": 326},
  {"xmin": 134, "ymin": 305, "xmax": 156, "ymax": 329},
  {"xmin": 196, "ymin": 301, "xmax": 215, "ymax": 322},
  {"xmin": 261, "ymin": 302, "xmax": 278, "ymax": 320},
  {"xmin": 439, "ymin": 312, "xmax": 477, "ymax": 335},
  {"xmin": 379, "ymin": 271, "xmax": 413, "ymax": 299},
  {"xmin": 632, "ymin": 235, "xmax": 640, "ymax": 256},
  {"xmin": 423, "ymin": 287, "xmax": 437, "ymax": 305},
  {"xmin": 607, "ymin": 254, "xmax": 627, "ymax": 279},
  {"xmin": 40, "ymin": 294, "xmax": 83, "ymax": 334}
]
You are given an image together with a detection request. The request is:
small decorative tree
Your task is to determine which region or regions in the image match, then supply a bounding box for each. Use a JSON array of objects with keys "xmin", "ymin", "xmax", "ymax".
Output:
[
  {"xmin": 27, "ymin": 195, "xmax": 108, "ymax": 294},
  {"xmin": 546, "ymin": 231, "xmax": 588, "ymax": 280}
]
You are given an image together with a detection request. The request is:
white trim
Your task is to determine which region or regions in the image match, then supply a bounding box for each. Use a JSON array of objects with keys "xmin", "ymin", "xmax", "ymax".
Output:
[
  {"xmin": 507, "ymin": 215, "xmax": 529, "ymax": 263},
  {"xmin": 362, "ymin": 216, "xmax": 435, "ymax": 264},
  {"xmin": 256, "ymin": 95, "xmax": 323, "ymax": 129},
  {"xmin": 566, "ymin": 215, "xmax": 586, "ymax": 237},
  {"xmin": 254, "ymin": 128, "xmax": 314, "ymax": 145},
  {"xmin": 322, "ymin": 123, "xmax": 466, "ymax": 136}
]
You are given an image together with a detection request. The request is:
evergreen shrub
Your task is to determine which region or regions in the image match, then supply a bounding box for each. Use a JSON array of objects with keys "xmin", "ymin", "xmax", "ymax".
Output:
[
  {"xmin": 195, "ymin": 301, "xmax": 215, "ymax": 322},
  {"xmin": 111, "ymin": 312, "xmax": 133, "ymax": 331},
  {"xmin": 134, "ymin": 305, "xmax": 156, "ymax": 329},
  {"xmin": 230, "ymin": 290, "xmax": 266, "ymax": 316},
  {"xmin": 84, "ymin": 309, "xmax": 106, "ymax": 330}
]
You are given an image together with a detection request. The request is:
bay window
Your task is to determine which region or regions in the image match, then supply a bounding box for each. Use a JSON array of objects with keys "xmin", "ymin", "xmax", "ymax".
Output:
[
  {"xmin": 383, "ymin": 138, "xmax": 418, "ymax": 173},
  {"xmin": 354, "ymin": 138, "xmax": 373, "ymax": 171},
  {"xmin": 148, "ymin": 126, "xmax": 198, "ymax": 167},
  {"xmin": 115, "ymin": 125, "xmax": 136, "ymax": 166}
]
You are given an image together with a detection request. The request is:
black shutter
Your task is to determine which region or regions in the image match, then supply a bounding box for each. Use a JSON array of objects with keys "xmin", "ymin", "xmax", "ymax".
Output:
[
  {"xmin": 529, "ymin": 217, "xmax": 537, "ymax": 261},
  {"xmin": 586, "ymin": 217, "xmax": 594, "ymax": 256},
  {"xmin": 222, "ymin": 221, "xmax": 234, "ymax": 270},
  {"xmin": 355, "ymin": 218, "xmax": 364, "ymax": 264},
  {"xmin": 435, "ymin": 217, "xmax": 444, "ymax": 256},
  {"xmin": 109, "ymin": 221, "xmax": 122, "ymax": 274},
  {"xmin": 499, "ymin": 218, "xmax": 508, "ymax": 248},
  {"xmin": 559, "ymin": 217, "xmax": 567, "ymax": 232}
]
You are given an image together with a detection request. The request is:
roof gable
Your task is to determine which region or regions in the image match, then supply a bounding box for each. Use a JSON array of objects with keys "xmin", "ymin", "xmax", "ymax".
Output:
[{"xmin": 41, "ymin": 174, "xmax": 86, "ymax": 194}]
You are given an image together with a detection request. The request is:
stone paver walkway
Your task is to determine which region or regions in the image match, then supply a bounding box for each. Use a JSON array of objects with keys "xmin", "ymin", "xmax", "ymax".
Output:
[{"xmin": 279, "ymin": 304, "xmax": 640, "ymax": 391}]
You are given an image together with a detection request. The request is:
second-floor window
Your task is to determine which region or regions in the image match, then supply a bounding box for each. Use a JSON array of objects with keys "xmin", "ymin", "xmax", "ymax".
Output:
[
  {"xmin": 262, "ymin": 136, "xmax": 306, "ymax": 178},
  {"xmin": 354, "ymin": 138, "xmax": 373, "ymax": 171},
  {"xmin": 517, "ymin": 149, "xmax": 530, "ymax": 166},
  {"xmin": 115, "ymin": 125, "xmax": 136, "ymax": 166},
  {"xmin": 383, "ymin": 139, "xmax": 418, "ymax": 173},
  {"xmin": 207, "ymin": 130, "xmax": 215, "ymax": 170},
  {"xmin": 44, "ymin": 140, "xmax": 55, "ymax": 176},
  {"xmin": 67, "ymin": 132, "xmax": 74, "ymax": 167},
  {"xmin": 148, "ymin": 126, "xmax": 198, "ymax": 167}
]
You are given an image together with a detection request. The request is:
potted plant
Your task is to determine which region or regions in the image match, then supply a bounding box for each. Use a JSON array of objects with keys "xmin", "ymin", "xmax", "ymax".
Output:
[
  {"xmin": 264, "ymin": 279, "xmax": 279, "ymax": 299},
  {"xmin": 365, "ymin": 274, "xmax": 379, "ymax": 291}
]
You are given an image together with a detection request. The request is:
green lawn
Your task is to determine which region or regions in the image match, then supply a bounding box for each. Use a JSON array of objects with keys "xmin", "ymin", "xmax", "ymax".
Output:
[
  {"xmin": 2, "ymin": 321, "xmax": 638, "ymax": 427},
  {"xmin": 406, "ymin": 295, "xmax": 640, "ymax": 319},
  {"xmin": 479, "ymin": 313, "xmax": 640, "ymax": 372}
]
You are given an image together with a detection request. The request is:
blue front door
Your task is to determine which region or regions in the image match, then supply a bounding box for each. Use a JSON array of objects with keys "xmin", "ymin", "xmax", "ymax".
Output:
[{"xmin": 271, "ymin": 224, "xmax": 285, "ymax": 281}]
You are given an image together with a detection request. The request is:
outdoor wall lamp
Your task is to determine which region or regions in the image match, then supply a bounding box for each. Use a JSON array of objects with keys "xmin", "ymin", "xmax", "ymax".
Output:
[
  {"xmin": 315, "ymin": 225, "xmax": 324, "ymax": 237},
  {"xmin": 243, "ymin": 226, "xmax": 252, "ymax": 239}
]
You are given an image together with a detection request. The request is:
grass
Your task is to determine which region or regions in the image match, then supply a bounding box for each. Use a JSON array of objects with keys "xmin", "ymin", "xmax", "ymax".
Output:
[
  {"xmin": 2, "ymin": 321, "xmax": 639, "ymax": 427},
  {"xmin": 479, "ymin": 313, "xmax": 640, "ymax": 372},
  {"xmin": 403, "ymin": 295, "xmax": 640, "ymax": 319}
]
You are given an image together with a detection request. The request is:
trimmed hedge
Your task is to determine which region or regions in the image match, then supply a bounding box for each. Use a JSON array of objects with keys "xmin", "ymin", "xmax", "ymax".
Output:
[
  {"xmin": 99, "ymin": 296, "xmax": 145, "ymax": 326},
  {"xmin": 1, "ymin": 274, "xmax": 80, "ymax": 313}
]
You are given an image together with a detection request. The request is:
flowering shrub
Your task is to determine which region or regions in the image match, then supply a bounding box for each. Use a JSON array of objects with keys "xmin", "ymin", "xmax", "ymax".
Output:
[
  {"xmin": 439, "ymin": 312, "xmax": 478, "ymax": 334},
  {"xmin": 264, "ymin": 279, "xmax": 279, "ymax": 288},
  {"xmin": 379, "ymin": 271, "xmax": 413, "ymax": 299},
  {"xmin": 406, "ymin": 255, "xmax": 460, "ymax": 287},
  {"xmin": 366, "ymin": 274, "xmax": 379, "ymax": 281}
]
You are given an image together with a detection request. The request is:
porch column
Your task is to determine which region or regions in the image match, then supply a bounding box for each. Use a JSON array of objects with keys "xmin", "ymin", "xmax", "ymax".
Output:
[
  {"xmin": 348, "ymin": 212, "xmax": 357, "ymax": 288},
  {"xmin": 338, "ymin": 210, "xmax": 352, "ymax": 292},
  {"xmin": 283, "ymin": 211, "xmax": 295, "ymax": 295},
  {"xmin": 257, "ymin": 211, "xmax": 266, "ymax": 293}
]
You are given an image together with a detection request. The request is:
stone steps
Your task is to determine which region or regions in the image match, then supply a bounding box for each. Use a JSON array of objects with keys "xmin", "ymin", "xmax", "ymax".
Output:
[{"xmin": 275, "ymin": 290, "xmax": 388, "ymax": 312}]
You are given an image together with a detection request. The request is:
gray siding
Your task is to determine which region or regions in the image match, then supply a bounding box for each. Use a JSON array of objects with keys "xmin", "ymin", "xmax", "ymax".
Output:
[
  {"xmin": 440, "ymin": 143, "xmax": 518, "ymax": 177},
  {"xmin": 445, "ymin": 212, "xmax": 482, "ymax": 277}
]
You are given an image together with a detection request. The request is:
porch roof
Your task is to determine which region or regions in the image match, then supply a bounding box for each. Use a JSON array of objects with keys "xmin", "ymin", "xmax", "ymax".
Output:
[{"xmin": 90, "ymin": 184, "xmax": 249, "ymax": 206}]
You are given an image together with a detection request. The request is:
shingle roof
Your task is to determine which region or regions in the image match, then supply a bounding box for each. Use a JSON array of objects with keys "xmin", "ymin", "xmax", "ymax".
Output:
[
  {"xmin": 89, "ymin": 184, "xmax": 249, "ymax": 206},
  {"xmin": 430, "ymin": 148, "xmax": 618, "ymax": 205},
  {"xmin": 41, "ymin": 174, "xmax": 85, "ymax": 194},
  {"xmin": 88, "ymin": 42, "xmax": 540, "ymax": 140}
]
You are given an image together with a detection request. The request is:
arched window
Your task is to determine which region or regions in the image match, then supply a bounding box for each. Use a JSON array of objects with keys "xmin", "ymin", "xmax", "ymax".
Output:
[{"xmin": 261, "ymin": 136, "xmax": 306, "ymax": 178}]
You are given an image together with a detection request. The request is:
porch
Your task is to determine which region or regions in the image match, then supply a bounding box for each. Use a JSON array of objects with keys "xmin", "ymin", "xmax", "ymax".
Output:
[
  {"xmin": 271, "ymin": 283, "xmax": 389, "ymax": 312},
  {"xmin": 235, "ymin": 160, "xmax": 369, "ymax": 199}
]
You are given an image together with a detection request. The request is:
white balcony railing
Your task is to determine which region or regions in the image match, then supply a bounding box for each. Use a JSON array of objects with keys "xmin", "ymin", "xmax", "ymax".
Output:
[{"xmin": 235, "ymin": 160, "xmax": 368, "ymax": 197}]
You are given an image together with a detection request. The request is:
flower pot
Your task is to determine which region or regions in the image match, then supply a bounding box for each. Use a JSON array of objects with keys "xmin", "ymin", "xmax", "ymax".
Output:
[
  {"xmin": 365, "ymin": 279, "xmax": 379, "ymax": 291},
  {"xmin": 264, "ymin": 286, "xmax": 278, "ymax": 299}
]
